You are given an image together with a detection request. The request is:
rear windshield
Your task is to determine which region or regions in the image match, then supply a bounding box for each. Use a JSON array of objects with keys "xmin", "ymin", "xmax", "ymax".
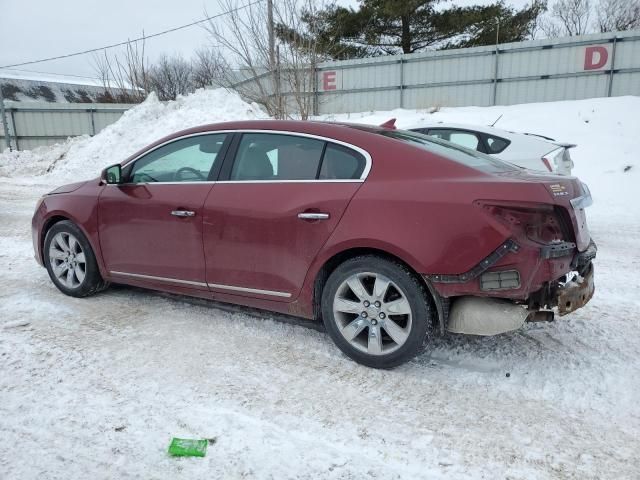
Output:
[{"xmin": 376, "ymin": 129, "xmax": 518, "ymax": 173}]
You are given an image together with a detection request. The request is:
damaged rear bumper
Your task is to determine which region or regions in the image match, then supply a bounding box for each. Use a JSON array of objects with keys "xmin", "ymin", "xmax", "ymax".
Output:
[
  {"xmin": 557, "ymin": 259, "xmax": 595, "ymax": 315},
  {"xmin": 442, "ymin": 240, "xmax": 597, "ymax": 335}
]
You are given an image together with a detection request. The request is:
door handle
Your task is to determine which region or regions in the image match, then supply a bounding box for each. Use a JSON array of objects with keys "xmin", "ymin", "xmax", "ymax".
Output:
[
  {"xmin": 171, "ymin": 210, "xmax": 196, "ymax": 217},
  {"xmin": 298, "ymin": 212, "xmax": 329, "ymax": 220}
]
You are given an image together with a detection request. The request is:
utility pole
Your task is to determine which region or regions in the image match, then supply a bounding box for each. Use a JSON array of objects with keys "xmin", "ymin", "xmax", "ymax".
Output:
[
  {"xmin": 0, "ymin": 83, "xmax": 12, "ymax": 151},
  {"xmin": 492, "ymin": 17, "xmax": 500, "ymax": 106},
  {"xmin": 267, "ymin": 0, "xmax": 276, "ymax": 71}
]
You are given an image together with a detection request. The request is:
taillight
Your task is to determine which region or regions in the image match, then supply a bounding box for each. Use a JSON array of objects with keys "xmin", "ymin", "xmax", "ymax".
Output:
[
  {"xmin": 481, "ymin": 204, "xmax": 565, "ymax": 244},
  {"xmin": 541, "ymin": 157, "xmax": 553, "ymax": 172}
]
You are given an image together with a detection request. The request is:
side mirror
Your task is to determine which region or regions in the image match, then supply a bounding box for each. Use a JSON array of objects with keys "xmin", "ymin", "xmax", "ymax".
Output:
[{"xmin": 101, "ymin": 164, "xmax": 122, "ymax": 185}]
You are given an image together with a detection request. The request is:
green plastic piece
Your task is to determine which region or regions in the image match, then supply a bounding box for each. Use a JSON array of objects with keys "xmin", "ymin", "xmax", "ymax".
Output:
[{"xmin": 168, "ymin": 438, "xmax": 208, "ymax": 457}]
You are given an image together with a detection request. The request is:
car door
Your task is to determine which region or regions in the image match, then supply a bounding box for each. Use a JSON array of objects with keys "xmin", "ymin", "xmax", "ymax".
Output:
[
  {"xmin": 98, "ymin": 133, "xmax": 230, "ymax": 289},
  {"xmin": 202, "ymin": 132, "xmax": 369, "ymax": 301}
]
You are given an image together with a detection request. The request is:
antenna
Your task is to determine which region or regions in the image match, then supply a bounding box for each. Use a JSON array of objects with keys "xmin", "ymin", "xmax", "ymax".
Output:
[{"xmin": 490, "ymin": 114, "xmax": 503, "ymax": 127}]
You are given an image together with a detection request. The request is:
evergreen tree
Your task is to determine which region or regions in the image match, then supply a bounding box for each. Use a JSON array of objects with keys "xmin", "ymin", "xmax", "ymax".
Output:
[{"xmin": 277, "ymin": 0, "xmax": 546, "ymax": 59}]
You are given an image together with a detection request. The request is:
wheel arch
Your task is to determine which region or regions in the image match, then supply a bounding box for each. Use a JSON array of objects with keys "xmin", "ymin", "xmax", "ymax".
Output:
[
  {"xmin": 312, "ymin": 246, "xmax": 446, "ymax": 334},
  {"xmin": 39, "ymin": 213, "xmax": 107, "ymax": 278},
  {"xmin": 39, "ymin": 215, "xmax": 71, "ymax": 263}
]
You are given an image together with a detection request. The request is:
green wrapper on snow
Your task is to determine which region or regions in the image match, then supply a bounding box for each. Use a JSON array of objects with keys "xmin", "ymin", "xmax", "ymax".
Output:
[{"xmin": 168, "ymin": 438, "xmax": 208, "ymax": 457}]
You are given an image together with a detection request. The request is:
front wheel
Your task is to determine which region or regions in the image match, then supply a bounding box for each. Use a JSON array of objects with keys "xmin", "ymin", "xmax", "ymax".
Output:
[
  {"xmin": 43, "ymin": 220, "xmax": 109, "ymax": 297},
  {"xmin": 321, "ymin": 256, "xmax": 434, "ymax": 368}
]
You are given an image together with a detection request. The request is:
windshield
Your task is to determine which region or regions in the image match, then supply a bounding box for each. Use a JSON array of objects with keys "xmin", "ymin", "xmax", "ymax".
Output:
[{"xmin": 376, "ymin": 129, "xmax": 519, "ymax": 173}]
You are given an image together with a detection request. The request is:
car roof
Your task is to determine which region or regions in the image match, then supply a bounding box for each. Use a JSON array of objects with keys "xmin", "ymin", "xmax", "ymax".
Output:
[{"xmin": 121, "ymin": 120, "xmax": 391, "ymax": 164}]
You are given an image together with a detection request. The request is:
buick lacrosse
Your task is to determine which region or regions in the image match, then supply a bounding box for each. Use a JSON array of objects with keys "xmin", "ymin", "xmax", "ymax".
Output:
[{"xmin": 32, "ymin": 120, "xmax": 596, "ymax": 368}]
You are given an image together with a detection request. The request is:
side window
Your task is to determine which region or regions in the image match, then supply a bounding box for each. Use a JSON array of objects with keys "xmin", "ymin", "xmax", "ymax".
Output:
[
  {"xmin": 484, "ymin": 135, "xmax": 510, "ymax": 154},
  {"xmin": 319, "ymin": 144, "xmax": 366, "ymax": 180},
  {"xmin": 231, "ymin": 133, "xmax": 324, "ymax": 181},
  {"xmin": 128, "ymin": 134, "xmax": 227, "ymax": 183},
  {"xmin": 427, "ymin": 129, "xmax": 481, "ymax": 151}
]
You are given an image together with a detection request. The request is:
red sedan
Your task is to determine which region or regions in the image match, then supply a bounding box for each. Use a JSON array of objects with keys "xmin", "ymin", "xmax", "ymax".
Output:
[{"xmin": 32, "ymin": 120, "xmax": 596, "ymax": 368}]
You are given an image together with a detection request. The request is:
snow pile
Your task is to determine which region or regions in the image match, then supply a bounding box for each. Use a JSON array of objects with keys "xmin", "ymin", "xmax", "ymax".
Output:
[
  {"xmin": 319, "ymin": 96, "xmax": 639, "ymax": 221},
  {"xmin": 0, "ymin": 88, "xmax": 268, "ymax": 182}
]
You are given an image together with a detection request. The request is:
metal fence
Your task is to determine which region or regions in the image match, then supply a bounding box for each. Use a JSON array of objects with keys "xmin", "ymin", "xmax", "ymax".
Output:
[
  {"xmin": 235, "ymin": 30, "xmax": 640, "ymax": 115},
  {"xmin": 2, "ymin": 31, "xmax": 639, "ymax": 151},
  {"xmin": 0, "ymin": 102, "xmax": 133, "ymax": 151}
]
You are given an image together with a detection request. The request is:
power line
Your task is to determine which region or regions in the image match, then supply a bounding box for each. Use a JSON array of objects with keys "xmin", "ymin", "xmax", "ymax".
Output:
[{"xmin": 0, "ymin": 0, "xmax": 264, "ymax": 69}]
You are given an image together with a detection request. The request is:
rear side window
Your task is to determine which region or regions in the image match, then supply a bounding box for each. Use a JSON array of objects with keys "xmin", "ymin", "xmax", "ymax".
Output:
[
  {"xmin": 427, "ymin": 129, "xmax": 480, "ymax": 150},
  {"xmin": 231, "ymin": 133, "xmax": 324, "ymax": 180},
  {"xmin": 319, "ymin": 144, "xmax": 366, "ymax": 180},
  {"xmin": 485, "ymin": 135, "xmax": 510, "ymax": 154},
  {"xmin": 229, "ymin": 133, "xmax": 367, "ymax": 181}
]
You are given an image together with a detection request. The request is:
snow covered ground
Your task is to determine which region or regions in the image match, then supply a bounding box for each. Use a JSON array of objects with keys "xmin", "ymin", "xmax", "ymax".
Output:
[{"xmin": 1, "ymin": 91, "xmax": 639, "ymax": 479}]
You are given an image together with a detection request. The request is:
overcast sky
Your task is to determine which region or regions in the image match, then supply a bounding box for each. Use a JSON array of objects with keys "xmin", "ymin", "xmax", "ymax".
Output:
[{"xmin": 0, "ymin": 0, "xmax": 529, "ymax": 82}]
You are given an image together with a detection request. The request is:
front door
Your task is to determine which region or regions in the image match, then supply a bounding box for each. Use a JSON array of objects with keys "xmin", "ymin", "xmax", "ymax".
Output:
[
  {"xmin": 203, "ymin": 132, "xmax": 369, "ymax": 300},
  {"xmin": 98, "ymin": 133, "xmax": 230, "ymax": 288}
]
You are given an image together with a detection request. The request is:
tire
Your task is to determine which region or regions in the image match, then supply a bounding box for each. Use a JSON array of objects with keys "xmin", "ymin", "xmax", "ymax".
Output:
[
  {"xmin": 43, "ymin": 220, "xmax": 109, "ymax": 297},
  {"xmin": 321, "ymin": 255, "xmax": 434, "ymax": 369}
]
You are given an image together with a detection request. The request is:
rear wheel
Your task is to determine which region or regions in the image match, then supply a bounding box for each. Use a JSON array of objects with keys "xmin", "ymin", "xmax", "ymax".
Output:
[
  {"xmin": 44, "ymin": 220, "xmax": 109, "ymax": 297},
  {"xmin": 321, "ymin": 256, "xmax": 434, "ymax": 368}
]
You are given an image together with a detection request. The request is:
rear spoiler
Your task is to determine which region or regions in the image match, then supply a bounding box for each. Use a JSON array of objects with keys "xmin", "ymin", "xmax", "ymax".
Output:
[
  {"xmin": 379, "ymin": 118, "xmax": 397, "ymax": 129},
  {"xmin": 553, "ymin": 142, "xmax": 577, "ymax": 149}
]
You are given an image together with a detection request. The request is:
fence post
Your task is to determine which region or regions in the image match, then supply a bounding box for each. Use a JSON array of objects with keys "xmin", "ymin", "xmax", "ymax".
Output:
[
  {"xmin": 607, "ymin": 36, "xmax": 618, "ymax": 97},
  {"xmin": 0, "ymin": 85, "xmax": 11, "ymax": 151},
  {"xmin": 399, "ymin": 58, "xmax": 405, "ymax": 109},
  {"xmin": 89, "ymin": 109, "xmax": 96, "ymax": 135},
  {"xmin": 9, "ymin": 108, "xmax": 18, "ymax": 151},
  {"xmin": 313, "ymin": 66, "xmax": 319, "ymax": 117},
  {"xmin": 492, "ymin": 48, "xmax": 500, "ymax": 106}
]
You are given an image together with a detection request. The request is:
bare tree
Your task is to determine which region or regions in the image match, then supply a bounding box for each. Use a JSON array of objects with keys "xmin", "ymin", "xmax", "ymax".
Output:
[
  {"xmin": 147, "ymin": 54, "xmax": 193, "ymax": 100},
  {"xmin": 597, "ymin": 0, "xmax": 640, "ymax": 32},
  {"xmin": 192, "ymin": 47, "xmax": 225, "ymax": 89},
  {"xmin": 544, "ymin": 0, "xmax": 593, "ymax": 36},
  {"xmin": 204, "ymin": 0, "xmax": 322, "ymax": 119},
  {"xmin": 93, "ymin": 38, "xmax": 150, "ymax": 103}
]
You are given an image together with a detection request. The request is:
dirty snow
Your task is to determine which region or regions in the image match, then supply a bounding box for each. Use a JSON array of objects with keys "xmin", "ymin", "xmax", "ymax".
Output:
[{"xmin": 1, "ymin": 92, "xmax": 639, "ymax": 479}]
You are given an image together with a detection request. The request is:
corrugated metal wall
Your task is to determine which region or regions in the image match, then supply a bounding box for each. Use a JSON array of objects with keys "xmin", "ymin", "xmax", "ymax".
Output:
[
  {"xmin": 2, "ymin": 31, "xmax": 639, "ymax": 151},
  {"xmin": 0, "ymin": 102, "xmax": 132, "ymax": 150},
  {"xmin": 311, "ymin": 30, "xmax": 640, "ymax": 114}
]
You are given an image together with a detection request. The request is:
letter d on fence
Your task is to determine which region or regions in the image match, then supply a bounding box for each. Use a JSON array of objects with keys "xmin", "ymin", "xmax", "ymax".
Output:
[{"xmin": 584, "ymin": 46, "xmax": 609, "ymax": 70}]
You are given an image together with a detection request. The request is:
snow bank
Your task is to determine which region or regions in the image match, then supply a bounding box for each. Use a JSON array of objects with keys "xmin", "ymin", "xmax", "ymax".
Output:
[
  {"xmin": 0, "ymin": 88, "xmax": 268, "ymax": 182},
  {"xmin": 318, "ymin": 96, "xmax": 640, "ymax": 222}
]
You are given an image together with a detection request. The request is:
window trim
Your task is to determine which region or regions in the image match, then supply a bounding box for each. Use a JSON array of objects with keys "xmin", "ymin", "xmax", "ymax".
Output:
[{"xmin": 113, "ymin": 129, "xmax": 372, "ymax": 185}]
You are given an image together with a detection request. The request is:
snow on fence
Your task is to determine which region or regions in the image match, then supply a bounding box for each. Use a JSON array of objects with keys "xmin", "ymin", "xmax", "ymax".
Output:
[
  {"xmin": 0, "ymin": 102, "xmax": 133, "ymax": 151},
  {"xmin": 234, "ymin": 30, "xmax": 640, "ymax": 115}
]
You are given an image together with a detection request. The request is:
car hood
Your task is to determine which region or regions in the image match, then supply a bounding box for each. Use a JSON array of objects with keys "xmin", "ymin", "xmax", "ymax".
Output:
[{"xmin": 48, "ymin": 181, "xmax": 88, "ymax": 195}]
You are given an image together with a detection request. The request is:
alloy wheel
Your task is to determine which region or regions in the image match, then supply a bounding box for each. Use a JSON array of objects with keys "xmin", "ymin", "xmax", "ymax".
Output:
[
  {"xmin": 48, "ymin": 232, "xmax": 87, "ymax": 289},
  {"xmin": 333, "ymin": 272, "xmax": 413, "ymax": 355}
]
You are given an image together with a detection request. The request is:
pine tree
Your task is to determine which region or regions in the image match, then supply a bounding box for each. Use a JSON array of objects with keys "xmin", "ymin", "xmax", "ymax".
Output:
[{"xmin": 277, "ymin": 0, "xmax": 546, "ymax": 59}]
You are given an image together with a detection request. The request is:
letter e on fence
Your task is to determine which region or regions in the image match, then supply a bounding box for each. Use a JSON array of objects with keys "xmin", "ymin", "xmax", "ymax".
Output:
[
  {"xmin": 323, "ymin": 71, "xmax": 337, "ymax": 91},
  {"xmin": 583, "ymin": 46, "xmax": 609, "ymax": 70}
]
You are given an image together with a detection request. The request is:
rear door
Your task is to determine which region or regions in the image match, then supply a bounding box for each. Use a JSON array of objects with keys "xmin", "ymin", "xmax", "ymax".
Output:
[
  {"xmin": 202, "ymin": 132, "xmax": 369, "ymax": 301},
  {"xmin": 98, "ymin": 133, "xmax": 230, "ymax": 288}
]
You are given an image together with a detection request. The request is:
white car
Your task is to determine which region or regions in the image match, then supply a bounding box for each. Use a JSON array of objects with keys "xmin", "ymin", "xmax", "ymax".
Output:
[{"xmin": 408, "ymin": 122, "xmax": 575, "ymax": 175}]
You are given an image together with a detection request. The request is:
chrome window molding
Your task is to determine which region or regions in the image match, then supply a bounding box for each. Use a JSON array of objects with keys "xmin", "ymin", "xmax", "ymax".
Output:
[
  {"xmin": 116, "ymin": 129, "xmax": 373, "ymax": 181},
  {"xmin": 109, "ymin": 271, "xmax": 292, "ymax": 298}
]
